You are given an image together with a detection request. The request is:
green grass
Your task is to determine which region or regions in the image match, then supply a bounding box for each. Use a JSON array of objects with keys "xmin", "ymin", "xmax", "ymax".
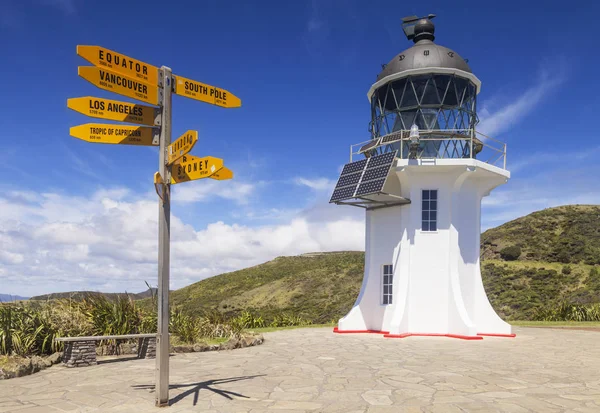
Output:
[
  {"xmin": 248, "ymin": 323, "xmax": 336, "ymax": 334},
  {"xmin": 481, "ymin": 259, "xmax": 600, "ymax": 320},
  {"xmin": 512, "ymin": 321, "xmax": 600, "ymax": 327},
  {"xmin": 481, "ymin": 204, "xmax": 600, "ymax": 265},
  {"xmin": 204, "ymin": 337, "xmax": 229, "ymax": 345},
  {"xmin": 139, "ymin": 252, "xmax": 365, "ymax": 325},
  {"xmin": 0, "ymin": 354, "xmax": 25, "ymax": 369}
]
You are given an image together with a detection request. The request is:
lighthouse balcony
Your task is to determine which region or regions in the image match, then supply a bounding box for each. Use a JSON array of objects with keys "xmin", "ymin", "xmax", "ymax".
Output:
[{"xmin": 350, "ymin": 128, "xmax": 506, "ymax": 168}]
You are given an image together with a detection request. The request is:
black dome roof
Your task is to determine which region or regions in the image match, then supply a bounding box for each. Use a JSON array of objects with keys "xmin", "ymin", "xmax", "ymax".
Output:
[{"xmin": 377, "ymin": 18, "xmax": 472, "ymax": 81}]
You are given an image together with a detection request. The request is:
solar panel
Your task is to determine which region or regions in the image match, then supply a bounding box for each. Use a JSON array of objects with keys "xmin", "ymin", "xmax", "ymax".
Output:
[
  {"xmin": 366, "ymin": 151, "xmax": 397, "ymax": 168},
  {"xmin": 330, "ymin": 186, "xmax": 357, "ymax": 203},
  {"xmin": 359, "ymin": 138, "xmax": 380, "ymax": 153},
  {"xmin": 381, "ymin": 131, "xmax": 408, "ymax": 144},
  {"xmin": 340, "ymin": 159, "xmax": 368, "ymax": 176},
  {"xmin": 361, "ymin": 165, "xmax": 390, "ymax": 182},
  {"xmin": 329, "ymin": 150, "xmax": 397, "ymax": 203},
  {"xmin": 334, "ymin": 171, "xmax": 362, "ymax": 189},
  {"xmin": 356, "ymin": 178, "xmax": 387, "ymax": 196}
]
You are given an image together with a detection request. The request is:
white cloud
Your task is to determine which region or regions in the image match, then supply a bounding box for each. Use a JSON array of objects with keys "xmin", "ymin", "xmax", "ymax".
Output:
[
  {"xmin": 478, "ymin": 64, "xmax": 566, "ymax": 137},
  {"xmin": 39, "ymin": 0, "xmax": 76, "ymax": 14},
  {"xmin": 482, "ymin": 160, "xmax": 600, "ymax": 230},
  {"xmin": 294, "ymin": 177, "xmax": 335, "ymax": 191},
  {"xmin": 306, "ymin": 0, "xmax": 324, "ymax": 33},
  {"xmin": 509, "ymin": 146, "xmax": 600, "ymax": 174},
  {"xmin": 172, "ymin": 180, "xmax": 255, "ymax": 204},
  {"xmin": 0, "ymin": 185, "xmax": 363, "ymax": 297},
  {"xmin": 0, "ymin": 251, "xmax": 24, "ymax": 265}
]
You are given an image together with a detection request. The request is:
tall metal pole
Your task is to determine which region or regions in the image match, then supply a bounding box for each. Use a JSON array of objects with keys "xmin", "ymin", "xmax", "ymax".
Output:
[{"xmin": 156, "ymin": 66, "xmax": 172, "ymax": 407}]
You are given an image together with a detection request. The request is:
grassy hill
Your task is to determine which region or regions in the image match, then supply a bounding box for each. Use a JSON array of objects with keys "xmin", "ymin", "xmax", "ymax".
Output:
[
  {"xmin": 30, "ymin": 288, "xmax": 157, "ymax": 302},
  {"xmin": 156, "ymin": 205, "xmax": 600, "ymax": 322},
  {"xmin": 166, "ymin": 252, "xmax": 364, "ymax": 324},
  {"xmin": 481, "ymin": 205, "xmax": 600, "ymax": 264}
]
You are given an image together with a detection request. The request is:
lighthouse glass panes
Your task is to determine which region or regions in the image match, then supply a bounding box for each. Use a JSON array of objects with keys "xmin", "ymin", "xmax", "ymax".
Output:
[
  {"xmin": 371, "ymin": 74, "xmax": 478, "ymax": 159},
  {"xmin": 382, "ymin": 264, "xmax": 393, "ymax": 304},
  {"xmin": 422, "ymin": 190, "xmax": 438, "ymax": 231}
]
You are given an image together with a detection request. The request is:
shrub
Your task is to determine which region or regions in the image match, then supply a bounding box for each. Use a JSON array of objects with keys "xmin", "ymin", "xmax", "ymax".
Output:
[
  {"xmin": 590, "ymin": 267, "xmax": 599, "ymax": 280},
  {"xmin": 557, "ymin": 250, "xmax": 571, "ymax": 264},
  {"xmin": 269, "ymin": 313, "xmax": 311, "ymax": 327},
  {"xmin": 230, "ymin": 311, "xmax": 265, "ymax": 330},
  {"xmin": 562, "ymin": 265, "xmax": 572, "ymax": 275},
  {"xmin": 0, "ymin": 303, "xmax": 57, "ymax": 356},
  {"xmin": 535, "ymin": 302, "xmax": 600, "ymax": 321},
  {"xmin": 79, "ymin": 294, "xmax": 140, "ymax": 337},
  {"xmin": 499, "ymin": 245, "xmax": 521, "ymax": 261},
  {"xmin": 170, "ymin": 308, "xmax": 200, "ymax": 344}
]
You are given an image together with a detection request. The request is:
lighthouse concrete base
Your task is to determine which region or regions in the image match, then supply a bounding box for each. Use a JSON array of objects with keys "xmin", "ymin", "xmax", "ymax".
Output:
[{"xmin": 337, "ymin": 159, "xmax": 513, "ymax": 338}]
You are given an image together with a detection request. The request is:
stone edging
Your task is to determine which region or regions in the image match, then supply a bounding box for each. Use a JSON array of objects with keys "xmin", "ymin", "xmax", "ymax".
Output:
[
  {"xmin": 0, "ymin": 352, "xmax": 62, "ymax": 380},
  {"xmin": 172, "ymin": 334, "xmax": 264, "ymax": 353},
  {"xmin": 0, "ymin": 334, "xmax": 264, "ymax": 380}
]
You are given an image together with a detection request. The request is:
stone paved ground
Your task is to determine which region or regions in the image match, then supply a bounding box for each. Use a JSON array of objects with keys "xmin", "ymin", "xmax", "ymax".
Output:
[{"xmin": 1, "ymin": 327, "xmax": 599, "ymax": 412}]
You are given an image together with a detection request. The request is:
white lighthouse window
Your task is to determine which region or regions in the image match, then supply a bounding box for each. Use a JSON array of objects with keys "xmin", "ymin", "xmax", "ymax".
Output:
[
  {"xmin": 382, "ymin": 264, "xmax": 393, "ymax": 305},
  {"xmin": 422, "ymin": 190, "xmax": 438, "ymax": 231}
]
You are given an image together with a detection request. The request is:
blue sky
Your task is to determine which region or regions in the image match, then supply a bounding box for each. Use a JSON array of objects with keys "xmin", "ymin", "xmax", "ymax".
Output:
[{"xmin": 1, "ymin": 0, "xmax": 599, "ymax": 296}]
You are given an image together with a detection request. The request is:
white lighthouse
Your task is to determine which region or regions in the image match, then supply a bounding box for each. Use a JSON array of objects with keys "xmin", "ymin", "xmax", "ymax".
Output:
[{"xmin": 330, "ymin": 15, "xmax": 513, "ymax": 339}]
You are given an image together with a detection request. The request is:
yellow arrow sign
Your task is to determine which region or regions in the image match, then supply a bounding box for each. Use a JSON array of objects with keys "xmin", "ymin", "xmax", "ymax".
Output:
[
  {"xmin": 67, "ymin": 96, "xmax": 158, "ymax": 126},
  {"xmin": 170, "ymin": 155, "xmax": 224, "ymax": 184},
  {"xmin": 173, "ymin": 75, "xmax": 241, "ymax": 108},
  {"xmin": 208, "ymin": 166, "xmax": 233, "ymax": 181},
  {"xmin": 70, "ymin": 123, "xmax": 159, "ymax": 146},
  {"xmin": 78, "ymin": 66, "xmax": 159, "ymax": 105},
  {"xmin": 77, "ymin": 45, "xmax": 159, "ymax": 85},
  {"xmin": 167, "ymin": 130, "xmax": 198, "ymax": 165},
  {"xmin": 154, "ymin": 172, "xmax": 166, "ymax": 200}
]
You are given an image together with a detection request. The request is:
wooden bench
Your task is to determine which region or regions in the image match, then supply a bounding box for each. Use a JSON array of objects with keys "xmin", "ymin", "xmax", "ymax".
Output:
[{"xmin": 55, "ymin": 334, "xmax": 157, "ymax": 367}]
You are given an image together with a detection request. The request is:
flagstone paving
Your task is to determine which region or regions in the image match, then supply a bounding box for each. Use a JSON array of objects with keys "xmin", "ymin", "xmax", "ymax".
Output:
[{"xmin": 1, "ymin": 326, "xmax": 599, "ymax": 412}]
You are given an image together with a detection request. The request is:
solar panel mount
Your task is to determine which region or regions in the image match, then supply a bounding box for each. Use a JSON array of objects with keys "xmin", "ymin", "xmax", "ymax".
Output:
[{"xmin": 329, "ymin": 150, "xmax": 398, "ymax": 204}]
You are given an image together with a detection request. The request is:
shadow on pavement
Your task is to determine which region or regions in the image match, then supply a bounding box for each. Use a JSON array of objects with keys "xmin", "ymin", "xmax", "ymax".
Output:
[
  {"xmin": 97, "ymin": 356, "xmax": 140, "ymax": 365},
  {"xmin": 132, "ymin": 375, "xmax": 265, "ymax": 406}
]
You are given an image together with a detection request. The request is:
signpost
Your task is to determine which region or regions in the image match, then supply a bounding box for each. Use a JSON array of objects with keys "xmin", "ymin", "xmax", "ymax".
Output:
[
  {"xmin": 170, "ymin": 155, "xmax": 224, "ymax": 184},
  {"xmin": 167, "ymin": 130, "xmax": 198, "ymax": 165},
  {"xmin": 69, "ymin": 45, "xmax": 238, "ymax": 407},
  {"xmin": 78, "ymin": 66, "xmax": 159, "ymax": 105},
  {"xmin": 67, "ymin": 97, "xmax": 158, "ymax": 126},
  {"xmin": 156, "ymin": 66, "xmax": 172, "ymax": 407},
  {"xmin": 70, "ymin": 123, "xmax": 160, "ymax": 146},
  {"xmin": 174, "ymin": 75, "xmax": 242, "ymax": 108},
  {"xmin": 77, "ymin": 45, "xmax": 159, "ymax": 85},
  {"xmin": 208, "ymin": 166, "xmax": 234, "ymax": 180}
]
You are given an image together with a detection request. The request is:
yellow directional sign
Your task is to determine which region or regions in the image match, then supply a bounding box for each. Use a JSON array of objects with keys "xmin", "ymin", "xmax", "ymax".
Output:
[
  {"xmin": 70, "ymin": 123, "xmax": 159, "ymax": 146},
  {"xmin": 170, "ymin": 155, "xmax": 224, "ymax": 184},
  {"xmin": 154, "ymin": 172, "xmax": 166, "ymax": 200},
  {"xmin": 167, "ymin": 130, "xmax": 198, "ymax": 165},
  {"xmin": 78, "ymin": 66, "xmax": 158, "ymax": 105},
  {"xmin": 67, "ymin": 96, "xmax": 157, "ymax": 126},
  {"xmin": 174, "ymin": 75, "xmax": 241, "ymax": 108},
  {"xmin": 208, "ymin": 166, "xmax": 233, "ymax": 181},
  {"xmin": 77, "ymin": 45, "xmax": 159, "ymax": 85}
]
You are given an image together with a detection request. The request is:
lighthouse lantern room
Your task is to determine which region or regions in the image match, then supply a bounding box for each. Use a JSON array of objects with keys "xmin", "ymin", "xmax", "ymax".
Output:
[{"xmin": 330, "ymin": 15, "xmax": 513, "ymax": 339}]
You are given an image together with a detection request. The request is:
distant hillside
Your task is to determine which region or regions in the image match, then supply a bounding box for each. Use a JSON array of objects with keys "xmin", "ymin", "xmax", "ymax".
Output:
[
  {"xmin": 0, "ymin": 294, "xmax": 29, "ymax": 302},
  {"xmin": 33, "ymin": 206, "xmax": 599, "ymax": 321},
  {"xmin": 30, "ymin": 288, "xmax": 156, "ymax": 302},
  {"xmin": 481, "ymin": 205, "xmax": 600, "ymax": 264},
  {"xmin": 153, "ymin": 205, "xmax": 599, "ymax": 322},
  {"xmin": 164, "ymin": 252, "xmax": 365, "ymax": 324}
]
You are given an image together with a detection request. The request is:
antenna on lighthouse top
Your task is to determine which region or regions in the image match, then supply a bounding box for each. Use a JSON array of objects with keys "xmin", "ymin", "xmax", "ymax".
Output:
[{"xmin": 402, "ymin": 14, "xmax": 436, "ymax": 42}]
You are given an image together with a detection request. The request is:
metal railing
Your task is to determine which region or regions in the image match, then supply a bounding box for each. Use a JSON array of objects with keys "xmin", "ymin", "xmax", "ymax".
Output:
[{"xmin": 350, "ymin": 128, "xmax": 507, "ymax": 169}]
